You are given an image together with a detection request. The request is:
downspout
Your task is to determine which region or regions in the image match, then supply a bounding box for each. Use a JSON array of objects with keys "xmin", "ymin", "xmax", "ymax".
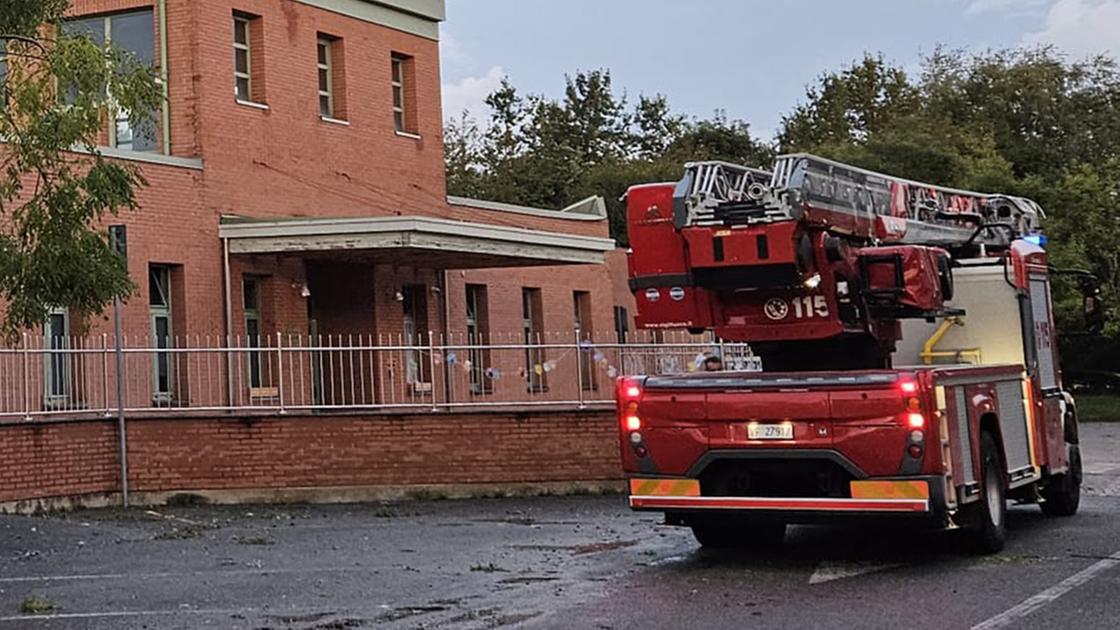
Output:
[
  {"xmin": 158, "ymin": 0, "xmax": 171, "ymax": 155},
  {"xmin": 223, "ymin": 237, "xmax": 234, "ymax": 406}
]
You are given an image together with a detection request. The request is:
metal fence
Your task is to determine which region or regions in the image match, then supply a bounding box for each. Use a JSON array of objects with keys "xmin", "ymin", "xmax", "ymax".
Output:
[{"xmin": 0, "ymin": 330, "xmax": 757, "ymax": 420}]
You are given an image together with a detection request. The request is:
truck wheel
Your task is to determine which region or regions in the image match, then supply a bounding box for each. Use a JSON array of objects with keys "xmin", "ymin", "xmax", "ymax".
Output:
[
  {"xmin": 691, "ymin": 519, "xmax": 785, "ymax": 549},
  {"xmin": 966, "ymin": 432, "xmax": 1007, "ymax": 554},
  {"xmin": 1040, "ymin": 444, "xmax": 1082, "ymax": 516}
]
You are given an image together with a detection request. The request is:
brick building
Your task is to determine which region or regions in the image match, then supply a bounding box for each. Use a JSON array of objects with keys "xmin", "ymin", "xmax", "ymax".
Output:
[{"xmin": 23, "ymin": 0, "xmax": 639, "ymax": 407}]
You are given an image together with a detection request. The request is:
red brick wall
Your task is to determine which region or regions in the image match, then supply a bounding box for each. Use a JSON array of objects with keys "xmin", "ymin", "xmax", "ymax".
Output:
[
  {"xmin": 0, "ymin": 421, "xmax": 120, "ymax": 503},
  {"xmin": 0, "ymin": 410, "xmax": 623, "ymax": 506}
]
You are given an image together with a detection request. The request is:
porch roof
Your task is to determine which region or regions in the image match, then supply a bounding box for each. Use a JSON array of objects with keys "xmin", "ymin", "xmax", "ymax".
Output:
[{"xmin": 218, "ymin": 214, "xmax": 617, "ymax": 268}]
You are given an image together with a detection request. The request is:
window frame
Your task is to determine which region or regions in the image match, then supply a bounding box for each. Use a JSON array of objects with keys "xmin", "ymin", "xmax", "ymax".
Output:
[
  {"xmin": 233, "ymin": 15, "xmax": 253, "ymax": 102},
  {"xmin": 521, "ymin": 288, "xmax": 547, "ymax": 393},
  {"xmin": 243, "ymin": 276, "xmax": 263, "ymax": 389},
  {"xmin": 465, "ymin": 284, "xmax": 491, "ymax": 395},
  {"xmin": 391, "ymin": 54, "xmax": 407, "ymax": 133},
  {"xmin": 44, "ymin": 308, "xmax": 71, "ymax": 405},
  {"xmin": 573, "ymin": 291, "xmax": 597, "ymax": 391},
  {"xmin": 63, "ymin": 9, "xmax": 159, "ymax": 152},
  {"xmin": 149, "ymin": 265, "xmax": 174, "ymax": 402},
  {"xmin": 316, "ymin": 36, "xmax": 334, "ymax": 118}
]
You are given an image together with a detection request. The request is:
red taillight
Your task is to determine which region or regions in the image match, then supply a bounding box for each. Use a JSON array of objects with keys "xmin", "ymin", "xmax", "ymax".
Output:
[
  {"xmin": 907, "ymin": 412, "xmax": 925, "ymax": 429},
  {"xmin": 899, "ymin": 380, "xmax": 918, "ymax": 394},
  {"xmin": 620, "ymin": 378, "xmax": 643, "ymax": 432},
  {"xmin": 620, "ymin": 377, "xmax": 643, "ymax": 401}
]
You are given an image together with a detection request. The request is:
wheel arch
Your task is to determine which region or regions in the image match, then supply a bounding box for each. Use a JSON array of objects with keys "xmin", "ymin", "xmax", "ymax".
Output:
[{"xmin": 978, "ymin": 411, "xmax": 1008, "ymax": 478}]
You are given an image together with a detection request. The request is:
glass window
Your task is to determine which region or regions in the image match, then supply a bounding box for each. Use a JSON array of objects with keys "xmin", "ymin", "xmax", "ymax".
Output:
[
  {"xmin": 243, "ymin": 277, "xmax": 262, "ymax": 388},
  {"xmin": 62, "ymin": 16, "xmax": 106, "ymax": 46},
  {"xmin": 233, "ymin": 16, "xmax": 252, "ymax": 101},
  {"xmin": 110, "ymin": 11, "xmax": 155, "ymax": 65},
  {"xmin": 391, "ymin": 55, "xmax": 406, "ymax": 132},
  {"xmin": 574, "ymin": 291, "xmax": 596, "ymax": 391},
  {"xmin": 62, "ymin": 11, "xmax": 157, "ymax": 151},
  {"xmin": 522, "ymin": 288, "xmax": 546, "ymax": 392},
  {"xmin": 466, "ymin": 285, "xmax": 490, "ymax": 394},
  {"xmin": 45, "ymin": 309, "xmax": 71, "ymax": 401},
  {"xmin": 317, "ymin": 38, "xmax": 333, "ymax": 117},
  {"xmin": 614, "ymin": 306, "xmax": 629, "ymax": 343},
  {"xmin": 149, "ymin": 265, "xmax": 174, "ymax": 400},
  {"xmin": 402, "ymin": 285, "xmax": 429, "ymax": 387}
]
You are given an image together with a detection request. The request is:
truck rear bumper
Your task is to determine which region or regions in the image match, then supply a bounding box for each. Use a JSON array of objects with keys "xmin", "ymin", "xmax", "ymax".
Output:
[{"xmin": 629, "ymin": 495, "xmax": 929, "ymax": 513}]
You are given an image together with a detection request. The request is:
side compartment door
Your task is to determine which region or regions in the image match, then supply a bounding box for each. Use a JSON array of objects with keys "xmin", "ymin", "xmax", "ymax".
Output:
[{"xmin": 1026, "ymin": 274, "xmax": 1066, "ymax": 470}]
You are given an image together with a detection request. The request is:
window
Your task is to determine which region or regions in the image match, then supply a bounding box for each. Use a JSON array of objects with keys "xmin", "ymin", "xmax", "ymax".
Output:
[
  {"xmin": 465, "ymin": 285, "xmax": 491, "ymax": 394},
  {"xmin": 63, "ymin": 10, "xmax": 158, "ymax": 151},
  {"xmin": 44, "ymin": 309, "xmax": 71, "ymax": 404},
  {"xmin": 149, "ymin": 265, "xmax": 174, "ymax": 401},
  {"xmin": 243, "ymin": 277, "xmax": 262, "ymax": 388},
  {"xmin": 522, "ymin": 288, "xmax": 546, "ymax": 393},
  {"xmin": 233, "ymin": 15, "xmax": 253, "ymax": 102},
  {"xmin": 402, "ymin": 285, "xmax": 430, "ymax": 389},
  {"xmin": 574, "ymin": 291, "xmax": 596, "ymax": 391},
  {"xmin": 614, "ymin": 306, "xmax": 630, "ymax": 343},
  {"xmin": 391, "ymin": 53, "xmax": 414, "ymax": 133},
  {"xmin": 317, "ymin": 37, "xmax": 333, "ymax": 117}
]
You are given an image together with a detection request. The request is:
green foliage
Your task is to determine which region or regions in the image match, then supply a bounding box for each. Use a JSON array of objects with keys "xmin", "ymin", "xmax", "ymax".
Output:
[
  {"xmin": 18, "ymin": 595, "xmax": 56, "ymax": 615},
  {"xmin": 444, "ymin": 69, "xmax": 772, "ymax": 246},
  {"xmin": 777, "ymin": 47, "xmax": 1120, "ymax": 355},
  {"xmin": 0, "ymin": 0, "xmax": 162, "ymax": 338}
]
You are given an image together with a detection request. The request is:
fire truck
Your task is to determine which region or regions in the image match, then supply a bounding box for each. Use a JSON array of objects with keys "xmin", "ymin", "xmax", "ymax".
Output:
[{"xmin": 618, "ymin": 154, "xmax": 1097, "ymax": 552}]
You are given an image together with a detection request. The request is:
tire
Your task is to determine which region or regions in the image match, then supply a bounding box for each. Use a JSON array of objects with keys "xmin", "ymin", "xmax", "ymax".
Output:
[
  {"xmin": 966, "ymin": 432, "xmax": 1007, "ymax": 554},
  {"xmin": 691, "ymin": 519, "xmax": 785, "ymax": 549},
  {"xmin": 1041, "ymin": 444, "xmax": 1082, "ymax": 516}
]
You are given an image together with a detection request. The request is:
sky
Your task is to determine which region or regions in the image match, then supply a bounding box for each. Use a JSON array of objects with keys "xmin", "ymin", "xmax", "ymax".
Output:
[{"xmin": 439, "ymin": 0, "xmax": 1120, "ymax": 141}]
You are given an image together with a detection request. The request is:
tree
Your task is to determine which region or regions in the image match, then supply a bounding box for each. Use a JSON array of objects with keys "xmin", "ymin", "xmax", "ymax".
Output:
[
  {"xmin": 0, "ymin": 0, "xmax": 162, "ymax": 338},
  {"xmin": 776, "ymin": 47, "xmax": 1120, "ymax": 354},
  {"xmin": 442, "ymin": 71, "xmax": 772, "ymax": 245},
  {"xmin": 778, "ymin": 54, "xmax": 919, "ymax": 151}
]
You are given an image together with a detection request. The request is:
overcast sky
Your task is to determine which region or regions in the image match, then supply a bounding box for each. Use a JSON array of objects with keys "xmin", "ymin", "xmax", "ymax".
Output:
[{"xmin": 439, "ymin": 0, "xmax": 1120, "ymax": 140}]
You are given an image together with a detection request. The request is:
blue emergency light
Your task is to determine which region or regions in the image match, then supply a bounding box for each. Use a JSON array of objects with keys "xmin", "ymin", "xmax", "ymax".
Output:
[{"xmin": 1023, "ymin": 233, "xmax": 1048, "ymax": 248}]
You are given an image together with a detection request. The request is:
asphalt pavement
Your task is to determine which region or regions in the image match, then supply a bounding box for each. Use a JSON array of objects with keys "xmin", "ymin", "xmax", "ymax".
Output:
[{"xmin": 1, "ymin": 423, "xmax": 1119, "ymax": 629}]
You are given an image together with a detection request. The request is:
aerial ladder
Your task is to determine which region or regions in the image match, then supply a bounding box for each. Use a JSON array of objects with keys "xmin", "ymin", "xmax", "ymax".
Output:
[{"xmin": 625, "ymin": 153, "xmax": 1047, "ymax": 371}]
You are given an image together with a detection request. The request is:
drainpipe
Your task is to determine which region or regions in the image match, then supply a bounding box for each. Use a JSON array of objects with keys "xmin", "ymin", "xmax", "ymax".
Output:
[
  {"xmin": 223, "ymin": 237, "xmax": 234, "ymax": 406},
  {"xmin": 158, "ymin": 0, "xmax": 171, "ymax": 155}
]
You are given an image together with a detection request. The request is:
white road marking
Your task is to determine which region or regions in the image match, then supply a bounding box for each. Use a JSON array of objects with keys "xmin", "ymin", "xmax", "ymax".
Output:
[
  {"xmin": 0, "ymin": 608, "xmax": 248, "ymax": 622},
  {"xmin": 809, "ymin": 560, "xmax": 902, "ymax": 584},
  {"xmin": 1083, "ymin": 462, "xmax": 1120, "ymax": 475},
  {"xmin": 970, "ymin": 550, "xmax": 1120, "ymax": 630},
  {"xmin": 0, "ymin": 565, "xmax": 370, "ymax": 584}
]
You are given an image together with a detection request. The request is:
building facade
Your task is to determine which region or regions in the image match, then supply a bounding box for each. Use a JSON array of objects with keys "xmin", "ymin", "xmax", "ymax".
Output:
[{"xmin": 21, "ymin": 0, "xmax": 640, "ymax": 412}]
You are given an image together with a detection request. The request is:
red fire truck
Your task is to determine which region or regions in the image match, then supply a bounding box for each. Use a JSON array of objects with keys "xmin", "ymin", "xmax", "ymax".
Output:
[{"xmin": 619, "ymin": 155, "xmax": 1096, "ymax": 552}]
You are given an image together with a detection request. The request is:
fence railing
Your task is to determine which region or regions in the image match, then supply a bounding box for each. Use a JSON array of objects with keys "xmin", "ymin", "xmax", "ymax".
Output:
[{"xmin": 0, "ymin": 330, "xmax": 757, "ymax": 420}]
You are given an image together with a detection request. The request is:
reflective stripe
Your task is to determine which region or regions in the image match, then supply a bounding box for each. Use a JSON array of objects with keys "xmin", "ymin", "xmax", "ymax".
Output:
[
  {"xmin": 850, "ymin": 480, "xmax": 931, "ymax": 500},
  {"xmin": 630, "ymin": 495, "xmax": 929, "ymax": 513},
  {"xmin": 628, "ymin": 478, "xmax": 701, "ymax": 497}
]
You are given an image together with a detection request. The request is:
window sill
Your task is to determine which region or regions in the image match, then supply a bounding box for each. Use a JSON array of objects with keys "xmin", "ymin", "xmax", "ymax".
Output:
[
  {"xmin": 395, "ymin": 130, "xmax": 422, "ymax": 140},
  {"xmin": 320, "ymin": 116, "xmax": 350, "ymax": 126},
  {"xmin": 236, "ymin": 99, "xmax": 270, "ymax": 111},
  {"xmin": 75, "ymin": 144, "xmax": 204, "ymax": 170}
]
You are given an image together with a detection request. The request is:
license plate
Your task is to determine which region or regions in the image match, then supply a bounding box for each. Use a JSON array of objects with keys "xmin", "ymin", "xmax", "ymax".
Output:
[{"xmin": 748, "ymin": 422, "xmax": 793, "ymax": 440}]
